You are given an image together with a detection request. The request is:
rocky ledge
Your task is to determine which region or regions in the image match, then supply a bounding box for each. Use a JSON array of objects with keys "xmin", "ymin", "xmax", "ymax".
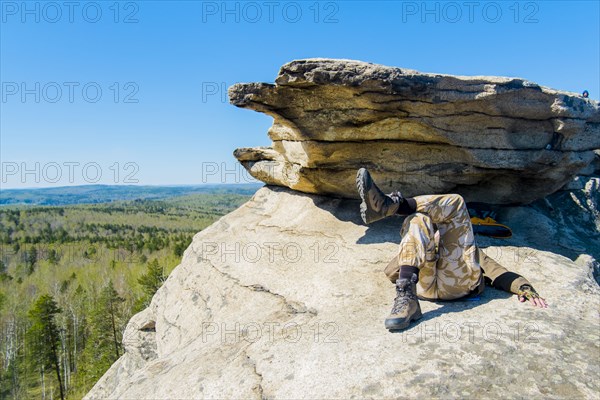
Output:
[
  {"xmin": 230, "ymin": 58, "xmax": 600, "ymax": 204},
  {"xmin": 85, "ymin": 178, "xmax": 599, "ymax": 399}
]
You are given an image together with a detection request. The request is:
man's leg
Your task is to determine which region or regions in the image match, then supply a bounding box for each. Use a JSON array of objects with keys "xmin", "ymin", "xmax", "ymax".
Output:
[
  {"xmin": 385, "ymin": 213, "xmax": 439, "ymax": 294},
  {"xmin": 413, "ymin": 194, "xmax": 482, "ymax": 300},
  {"xmin": 356, "ymin": 168, "xmax": 416, "ymax": 224},
  {"xmin": 383, "ymin": 213, "xmax": 436, "ymax": 330}
]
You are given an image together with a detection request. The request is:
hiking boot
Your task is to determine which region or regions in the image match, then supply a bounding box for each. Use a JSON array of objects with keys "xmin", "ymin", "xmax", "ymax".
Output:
[
  {"xmin": 356, "ymin": 168, "xmax": 403, "ymax": 224},
  {"xmin": 385, "ymin": 273, "xmax": 422, "ymax": 331}
]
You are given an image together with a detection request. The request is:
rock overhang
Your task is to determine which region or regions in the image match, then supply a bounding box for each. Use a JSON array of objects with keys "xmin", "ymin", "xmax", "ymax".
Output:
[{"xmin": 228, "ymin": 58, "xmax": 600, "ymax": 204}]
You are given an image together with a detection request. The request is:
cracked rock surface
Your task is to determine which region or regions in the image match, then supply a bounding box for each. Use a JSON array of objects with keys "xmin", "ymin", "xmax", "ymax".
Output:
[
  {"xmin": 85, "ymin": 180, "xmax": 599, "ymax": 399},
  {"xmin": 230, "ymin": 58, "xmax": 600, "ymax": 204}
]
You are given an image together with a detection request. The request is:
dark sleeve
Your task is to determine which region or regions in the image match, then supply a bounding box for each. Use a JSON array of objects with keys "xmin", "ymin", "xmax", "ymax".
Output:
[{"xmin": 478, "ymin": 248, "xmax": 531, "ymax": 294}]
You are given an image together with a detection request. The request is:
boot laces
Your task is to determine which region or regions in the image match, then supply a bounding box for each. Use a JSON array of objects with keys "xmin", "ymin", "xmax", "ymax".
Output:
[
  {"xmin": 388, "ymin": 191, "xmax": 403, "ymax": 204},
  {"xmin": 390, "ymin": 284, "xmax": 416, "ymax": 314},
  {"xmin": 391, "ymin": 292, "xmax": 410, "ymax": 314}
]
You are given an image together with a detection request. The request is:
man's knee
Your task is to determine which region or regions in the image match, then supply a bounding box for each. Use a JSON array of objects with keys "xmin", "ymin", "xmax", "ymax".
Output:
[
  {"xmin": 407, "ymin": 212, "xmax": 430, "ymax": 223},
  {"xmin": 402, "ymin": 212, "xmax": 432, "ymax": 230},
  {"xmin": 447, "ymin": 194, "xmax": 466, "ymax": 211},
  {"xmin": 401, "ymin": 213, "xmax": 435, "ymax": 240}
]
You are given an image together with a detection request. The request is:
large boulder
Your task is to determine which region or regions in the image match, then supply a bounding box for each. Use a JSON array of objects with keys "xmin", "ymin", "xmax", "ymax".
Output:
[
  {"xmin": 230, "ymin": 59, "xmax": 600, "ymax": 204},
  {"xmin": 85, "ymin": 178, "xmax": 600, "ymax": 399}
]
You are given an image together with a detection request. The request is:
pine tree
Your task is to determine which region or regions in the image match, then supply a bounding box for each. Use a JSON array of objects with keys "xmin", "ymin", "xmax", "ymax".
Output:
[
  {"xmin": 173, "ymin": 241, "xmax": 186, "ymax": 257},
  {"xmin": 81, "ymin": 281, "xmax": 125, "ymax": 383},
  {"xmin": 27, "ymin": 294, "xmax": 65, "ymax": 400},
  {"xmin": 138, "ymin": 259, "xmax": 166, "ymax": 302},
  {"xmin": 48, "ymin": 249, "xmax": 59, "ymax": 265},
  {"xmin": 102, "ymin": 281, "xmax": 124, "ymax": 360},
  {"xmin": 25, "ymin": 248, "xmax": 37, "ymax": 275},
  {"xmin": 0, "ymin": 260, "xmax": 11, "ymax": 282}
]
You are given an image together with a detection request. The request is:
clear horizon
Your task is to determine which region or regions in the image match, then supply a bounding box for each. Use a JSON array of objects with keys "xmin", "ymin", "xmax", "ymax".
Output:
[
  {"xmin": 1, "ymin": 181, "xmax": 263, "ymax": 191},
  {"xmin": 2, "ymin": 0, "xmax": 599, "ymax": 189}
]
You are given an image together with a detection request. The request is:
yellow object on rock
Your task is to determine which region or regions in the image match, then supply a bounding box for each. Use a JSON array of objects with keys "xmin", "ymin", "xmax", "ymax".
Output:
[{"xmin": 470, "ymin": 216, "xmax": 513, "ymax": 238}]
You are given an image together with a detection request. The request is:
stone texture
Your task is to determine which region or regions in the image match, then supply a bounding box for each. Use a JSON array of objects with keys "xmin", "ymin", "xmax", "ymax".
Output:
[
  {"xmin": 230, "ymin": 59, "xmax": 600, "ymax": 204},
  {"xmin": 85, "ymin": 178, "xmax": 600, "ymax": 399}
]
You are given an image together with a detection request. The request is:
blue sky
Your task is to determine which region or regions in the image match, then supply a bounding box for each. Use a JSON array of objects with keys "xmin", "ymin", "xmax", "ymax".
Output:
[{"xmin": 1, "ymin": 0, "xmax": 599, "ymax": 188}]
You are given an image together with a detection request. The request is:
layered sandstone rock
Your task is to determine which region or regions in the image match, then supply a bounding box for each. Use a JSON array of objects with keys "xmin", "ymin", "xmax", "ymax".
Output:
[
  {"xmin": 83, "ymin": 61, "xmax": 600, "ymax": 400},
  {"xmin": 85, "ymin": 178, "xmax": 600, "ymax": 399},
  {"xmin": 230, "ymin": 59, "xmax": 600, "ymax": 204}
]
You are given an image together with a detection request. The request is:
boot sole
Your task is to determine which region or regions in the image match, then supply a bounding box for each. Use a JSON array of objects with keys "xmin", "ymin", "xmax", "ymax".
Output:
[
  {"xmin": 356, "ymin": 168, "xmax": 369, "ymax": 225},
  {"xmin": 385, "ymin": 309, "xmax": 423, "ymax": 331}
]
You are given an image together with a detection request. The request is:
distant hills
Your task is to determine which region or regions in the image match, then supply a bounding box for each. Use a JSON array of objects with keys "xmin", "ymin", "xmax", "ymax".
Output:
[{"xmin": 0, "ymin": 184, "xmax": 263, "ymax": 206}]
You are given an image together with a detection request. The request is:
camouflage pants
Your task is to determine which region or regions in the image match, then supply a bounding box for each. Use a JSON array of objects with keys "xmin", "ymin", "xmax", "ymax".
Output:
[{"xmin": 384, "ymin": 194, "xmax": 483, "ymax": 300}]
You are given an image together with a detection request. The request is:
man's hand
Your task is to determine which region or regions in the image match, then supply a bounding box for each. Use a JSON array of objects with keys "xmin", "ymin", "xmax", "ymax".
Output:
[{"xmin": 517, "ymin": 284, "xmax": 547, "ymax": 308}]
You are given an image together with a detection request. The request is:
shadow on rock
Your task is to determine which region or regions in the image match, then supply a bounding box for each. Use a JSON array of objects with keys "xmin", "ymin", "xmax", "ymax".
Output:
[
  {"xmin": 350, "ymin": 177, "xmax": 600, "ymax": 263},
  {"xmin": 388, "ymin": 288, "xmax": 513, "ymax": 333},
  {"xmin": 355, "ymin": 217, "xmax": 405, "ymax": 245},
  {"xmin": 311, "ymin": 195, "xmax": 404, "ymax": 244},
  {"xmin": 475, "ymin": 179, "xmax": 599, "ymax": 265}
]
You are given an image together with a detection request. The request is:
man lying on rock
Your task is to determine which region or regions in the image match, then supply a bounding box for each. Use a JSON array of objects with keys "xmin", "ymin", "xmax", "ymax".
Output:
[{"xmin": 355, "ymin": 168, "xmax": 548, "ymax": 331}]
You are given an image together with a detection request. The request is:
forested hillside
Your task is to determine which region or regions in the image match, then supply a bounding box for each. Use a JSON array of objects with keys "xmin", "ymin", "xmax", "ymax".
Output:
[
  {"xmin": 0, "ymin": 184, "xmax": 261, "ymax": 206},
  {"xmin": 0, "ymin": 192, "xmax": 252, "ymax": 399}
]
